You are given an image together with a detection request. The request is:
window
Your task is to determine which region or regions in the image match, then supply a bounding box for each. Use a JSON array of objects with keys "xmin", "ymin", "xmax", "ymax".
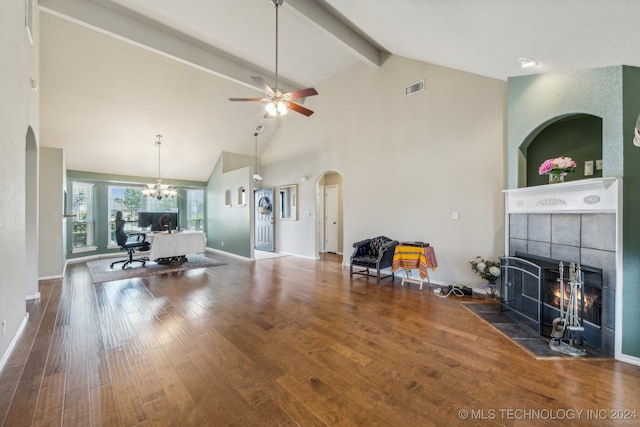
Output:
[
  {"xmin": 238, "ymin": 187, "xmax": 246, "ymax": 206},
  {"xmin": 186, "ymin": 189, "xmax": 204, "ymax": 230},
  {"xmin": 108, "ymin": 186, "xmax": 144, "ymax": 245},
  {"xmin": 140, "ymin": 192, "xmax": 178, "ymax": 213},
  {"xmin": 108, "ymin": 185, "xmax": 178, "ymax": 244},
  {"xmin": 71, "ymin": 181, "xmax": 96, "ymax": 251}
]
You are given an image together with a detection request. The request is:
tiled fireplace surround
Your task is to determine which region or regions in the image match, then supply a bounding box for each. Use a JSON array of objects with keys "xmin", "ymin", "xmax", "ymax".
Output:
[{"xmin": 505, "ymin": 178, "xmax": 620, "ymax": 356}]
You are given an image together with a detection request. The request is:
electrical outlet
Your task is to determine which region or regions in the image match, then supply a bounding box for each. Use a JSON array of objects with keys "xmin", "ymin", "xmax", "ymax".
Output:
[
  {"xmin": 221, "ymin": 241, "xmax": 224, "ymax": 247},
  {"xmin": 596, "ymin": 159, "xmax": 603, "ymax": 170},
  {"xmin": 584, "ymin": 160, "xmax": 594, "ymax": 176},
  {"xmin": 452, "ymin": 212, "xmax": 459, "ymax": 220}
]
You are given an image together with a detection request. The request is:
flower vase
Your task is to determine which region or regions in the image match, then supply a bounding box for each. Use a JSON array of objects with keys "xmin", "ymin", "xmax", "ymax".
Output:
[
  {"xmin": 487, "ymin": 284, "xmax": 498, "ymax": 300},
  {"xmin": 548, "ymin": 172, "xmax": 564, "ymax": 184}
]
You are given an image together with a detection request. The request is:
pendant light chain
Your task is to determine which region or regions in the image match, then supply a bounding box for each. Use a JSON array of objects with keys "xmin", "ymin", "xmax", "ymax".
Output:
[
  {"xmin": 274, "ymin": 0, "xmax": 279, "ymax": 92},
  {"xmin": 156, "ymin": 135, "xmax": 162, "ymax": 180}
]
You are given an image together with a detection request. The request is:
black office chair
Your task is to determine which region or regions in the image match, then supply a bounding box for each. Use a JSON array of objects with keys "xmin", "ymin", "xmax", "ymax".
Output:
[{"xmin": 110, "ymin": 213, "xmax": 151, "ymax": 270}]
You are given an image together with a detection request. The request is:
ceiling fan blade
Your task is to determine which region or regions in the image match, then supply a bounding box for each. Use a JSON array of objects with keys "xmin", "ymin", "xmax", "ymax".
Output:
[
  {"xmin": 251, "ymin": 76, "xmax": 274, "ymax": 96},
  {"xmin": 287, "ymin": 101, "xmax": 314, "ymax": 117},
  {"xmin": 228, "ymin": 97, "xmax": 265, "ymax": 102},
  {"xmin": 287, "ymin": 87, "xmax": 318, "ymax": 100}
]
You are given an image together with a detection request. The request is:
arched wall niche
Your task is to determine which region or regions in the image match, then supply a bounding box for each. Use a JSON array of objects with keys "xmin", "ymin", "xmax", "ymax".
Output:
[{"xmin": 519, "ymin": 113, "xmax": 603, "ymax": 187}]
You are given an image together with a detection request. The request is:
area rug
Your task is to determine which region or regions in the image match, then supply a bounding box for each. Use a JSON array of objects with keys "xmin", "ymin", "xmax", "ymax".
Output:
[
  {"xmin": 87, "ymin": 254, "xmax": 226, "ymax": 284},
  {"xmin": 461, "ymin": 302, "xmax": 609, "ymax": 360}
]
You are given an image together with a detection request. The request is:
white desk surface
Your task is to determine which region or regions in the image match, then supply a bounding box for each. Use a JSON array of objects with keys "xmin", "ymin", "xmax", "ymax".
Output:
[{"xmin": 145, "ymin": 230, "xmax": 206, "ymax": 260}]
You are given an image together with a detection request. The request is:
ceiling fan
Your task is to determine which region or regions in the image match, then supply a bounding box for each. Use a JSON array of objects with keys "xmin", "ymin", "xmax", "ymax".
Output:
[{"xmin": 229, "ymin": 0, "xmax": 318, "ymax": 117}]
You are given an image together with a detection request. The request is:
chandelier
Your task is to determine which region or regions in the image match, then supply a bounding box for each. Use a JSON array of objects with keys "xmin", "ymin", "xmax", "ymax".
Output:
[{"xmin": 142, "ymin": 135, "xmax": 177, "ymax": 199}]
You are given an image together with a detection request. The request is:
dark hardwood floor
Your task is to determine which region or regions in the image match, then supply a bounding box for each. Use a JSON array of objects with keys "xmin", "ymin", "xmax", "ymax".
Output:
[{"xmin": 1, "ymin": 252, "xmax": 639, "ymax": 426}]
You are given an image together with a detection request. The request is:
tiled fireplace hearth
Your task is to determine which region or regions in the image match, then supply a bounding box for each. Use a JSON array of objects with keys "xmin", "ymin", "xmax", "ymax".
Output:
[{"xmin": 503, "ymin": 178, "xmax": 621, "ymax": 357}]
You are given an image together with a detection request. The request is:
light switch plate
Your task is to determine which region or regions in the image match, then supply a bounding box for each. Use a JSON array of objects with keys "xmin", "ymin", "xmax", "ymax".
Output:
[
  {"xmin": 596, "ymin": 159, "xmax": 603, "ymax": 170},
  {"xmin": 584, "ymin": 160, "xmax": 594, "ymax": 176}
]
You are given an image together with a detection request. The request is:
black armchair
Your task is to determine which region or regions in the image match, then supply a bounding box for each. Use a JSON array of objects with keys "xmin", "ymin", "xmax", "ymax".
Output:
[
  {"xmin": 110, "ymin": 211, "xmax": 151, "ymax": 270},
  {"xmin": 350, "ymin": 236, "xmax": 399, "ymax": 283}
]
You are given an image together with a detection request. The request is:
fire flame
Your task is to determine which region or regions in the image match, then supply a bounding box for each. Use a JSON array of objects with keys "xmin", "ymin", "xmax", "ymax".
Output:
[{"xmin": 552, "ymin": 282, "xmax": 593, "ymax": 315}]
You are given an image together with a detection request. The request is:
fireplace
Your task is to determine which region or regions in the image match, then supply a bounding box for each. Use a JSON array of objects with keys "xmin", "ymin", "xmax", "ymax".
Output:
[
  {"xmin": 542, "ymin": 266, "xmax": 602, "ymax": 328},
  {"xmin": 502, "ymin": 252, "xmax": 604, "ymax": 351},
  {"xmin": 503, "ymin": 178, "xmax": 620, "ymax": 357}
]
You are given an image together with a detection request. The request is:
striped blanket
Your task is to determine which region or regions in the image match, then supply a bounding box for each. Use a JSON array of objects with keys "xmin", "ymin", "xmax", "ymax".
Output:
[{"xmin": 392, "ymin": 245, "xmax": 438, "ymax": 280}]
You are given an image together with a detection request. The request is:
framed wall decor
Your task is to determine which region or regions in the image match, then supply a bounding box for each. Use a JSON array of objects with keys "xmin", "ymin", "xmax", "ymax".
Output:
[{"xmin": 279, "ymin": 184, "xmax": 297, "ymax": 220}]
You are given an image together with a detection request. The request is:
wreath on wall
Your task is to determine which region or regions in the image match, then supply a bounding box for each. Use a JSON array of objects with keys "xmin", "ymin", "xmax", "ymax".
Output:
[{"xmin": 257, "ymin": 196, "xmax": 272, "ymax": 215}]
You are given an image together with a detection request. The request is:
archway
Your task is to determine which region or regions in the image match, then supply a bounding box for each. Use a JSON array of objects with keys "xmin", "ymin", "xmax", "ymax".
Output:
[{"xmin": 520, "ymin": 114, "xmax": 603, "ymax": 187}]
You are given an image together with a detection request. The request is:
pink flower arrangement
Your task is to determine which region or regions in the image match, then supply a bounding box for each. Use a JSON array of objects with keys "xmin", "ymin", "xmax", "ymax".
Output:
[{"xmin": 538, "ymin": 156, "xmax": 577, "ymax": 176}]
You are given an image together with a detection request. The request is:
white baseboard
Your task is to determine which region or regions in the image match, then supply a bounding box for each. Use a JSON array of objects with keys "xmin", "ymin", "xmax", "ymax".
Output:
[
  {"xmin": 279, "ymin": 251, "xmax": 317, "ymax": 260},
  {"xmin": 38, "ymin": 253, "xmax": 125, "ymax": 283},
  {"xmin": 206, "ymin": 247, "xmax": 250, "ymax": 261},
  {"xmin": 617, "ymin": 352, "xmax": 640, "ymax": 367},
  {"xmin": 0, "ymin": 313, "xmax": 29, "ymax": 375},
  {"xmin": 37, "ymin": 274, "xmax": 63, "ymax": 281},
  {"xmin": 66, "ymin": 252, "xmax": 122, "ymax": 266},
  {"xmin": 25, "ymin": 292, "xmax": 41, "ymax": 301}
]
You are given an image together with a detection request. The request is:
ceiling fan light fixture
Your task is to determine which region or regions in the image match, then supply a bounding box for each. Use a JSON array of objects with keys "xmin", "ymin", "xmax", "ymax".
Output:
[
  {"xmin": 265, "ymin": 98, "xmax": 288, "ymax": 116},
  {"xmin": 265, "ymin": 102, "xmax": 278, "ymax": 117}
]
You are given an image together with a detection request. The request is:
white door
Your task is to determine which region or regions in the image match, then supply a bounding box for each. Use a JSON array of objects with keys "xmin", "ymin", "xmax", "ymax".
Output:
[
  {"xmin": 317, "ymin": 185, "xmax": 325, "ymax": 253},
  {"xmin": 255, "ymin": 188, "xmax": 274, "ymax": 252},
  {"xmin": 324, "ymin": 185, "xmax": 338, "ymax": 253}
]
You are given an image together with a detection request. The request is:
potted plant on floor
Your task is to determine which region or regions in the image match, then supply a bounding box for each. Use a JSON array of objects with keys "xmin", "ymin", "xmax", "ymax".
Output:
[{"xmin": 469, "ymin": 256, "xmax": 501, "ymax": 299}]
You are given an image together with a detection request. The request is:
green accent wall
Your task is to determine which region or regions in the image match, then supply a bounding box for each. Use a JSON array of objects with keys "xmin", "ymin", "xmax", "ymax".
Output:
[
  {"xmin": 508, "ymin": 65, "xmax": 640, "ymax": 361},
  {"xmin": 206, "ymin": 153, "xmax": 253, "ymax": 259},
  {"xmin": 621, "ymin": 66, "xmax": 640, "ymax": 357}
]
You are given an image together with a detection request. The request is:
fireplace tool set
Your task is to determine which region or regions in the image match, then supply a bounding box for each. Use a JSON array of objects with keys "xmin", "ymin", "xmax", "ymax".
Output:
[{"xmin": 549, "ymin": 261, "xmax": 587, "ymax": 356}]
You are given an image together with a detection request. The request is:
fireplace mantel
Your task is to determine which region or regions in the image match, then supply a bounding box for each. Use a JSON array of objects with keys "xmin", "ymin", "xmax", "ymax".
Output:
[{"xmin": 504, "ymin": 177, "xmax": 621, "ymax": 214}]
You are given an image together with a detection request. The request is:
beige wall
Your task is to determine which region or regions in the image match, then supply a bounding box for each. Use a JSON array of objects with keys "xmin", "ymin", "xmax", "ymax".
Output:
[
  {"xmin": 38, "ymin": 147, "xmax": 65, "ymax": 279},
  {"xmin": 1, "ymin": 0, "xmax": 40, "ymax": 364},
  {"xmin": 262, "ymin": 55, "xmax": 507, "ymax": 286}
]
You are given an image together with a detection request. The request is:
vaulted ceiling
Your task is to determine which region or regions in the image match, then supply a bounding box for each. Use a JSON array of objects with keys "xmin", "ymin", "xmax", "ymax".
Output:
[{"xmin": 38, "ymin": 0, "xmax": 640, "ymax": 181}]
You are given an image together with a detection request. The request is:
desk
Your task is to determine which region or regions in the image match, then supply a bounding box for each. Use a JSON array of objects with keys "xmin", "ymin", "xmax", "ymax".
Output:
[
  {"xmin": 145, "ymin": 230, "xmax": 206, "ymax": 262},
  {"xmin": 392, "ymin": 245, "xmax": 438, "ymax": 289}
]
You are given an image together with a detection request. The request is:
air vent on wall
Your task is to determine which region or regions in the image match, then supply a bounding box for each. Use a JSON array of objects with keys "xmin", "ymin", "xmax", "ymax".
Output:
[{"xmin": 404, "ymin": 80, "xmax": 424, "ymax": 96}]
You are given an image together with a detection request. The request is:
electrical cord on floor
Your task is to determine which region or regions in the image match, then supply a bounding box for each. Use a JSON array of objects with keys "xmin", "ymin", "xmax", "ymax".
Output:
[{"xmin": 432, "ymin": 286, "xmax": 466, "ymax": 298}]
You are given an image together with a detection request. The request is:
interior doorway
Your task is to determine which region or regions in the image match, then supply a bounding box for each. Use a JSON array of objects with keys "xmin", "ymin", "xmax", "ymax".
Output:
[{"xmin": 316, "ymin": 172, "xmax": 343, "ymax": 259}]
